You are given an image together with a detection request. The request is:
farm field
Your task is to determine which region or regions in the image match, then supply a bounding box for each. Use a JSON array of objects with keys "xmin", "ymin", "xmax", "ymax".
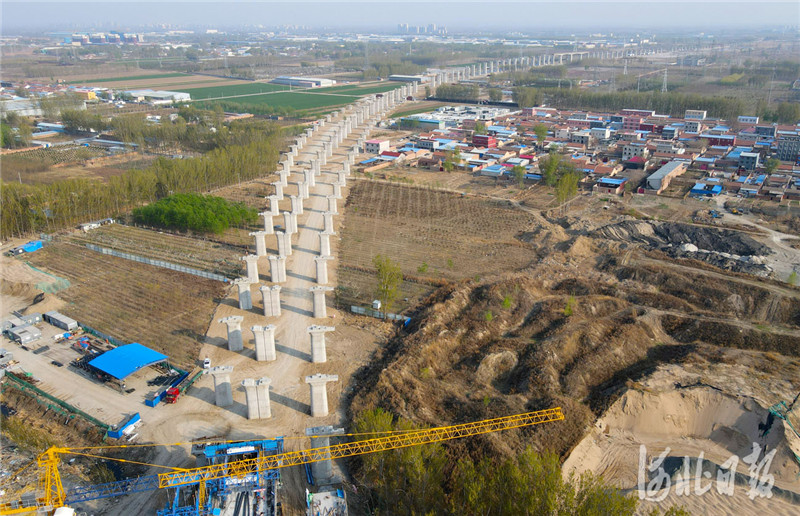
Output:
[
  {"xmin": 389, "ymin": 102, "xmax": 449, "ymax": 118},
  {"xmin": 2, "ymin": 147, "xmax": 156, "ymax": 185},
  {"xmin": 304, "ymin": 83, "xmax": 403, "ymax": 96},
  {"xmin": 184, "ymin": 81, "xmax": 405, "ymax": 113},
  {"xmin": 336, "ymin": 265, "xmax": 440, "ymax": 314},
  {"xmin": 69, "ymin": 224, "xmax": 245, "ymax": 279},
  {"xmin": 176, "ymin": 81, "xmax": 291, "ymax": 99},
  {"xmin": 67, "ymin": 73, "xmax": 189, "ymax": 85},
  {"xmin": 360, "ymin": 165, "xmax": 564, "ymax": 209},
  {"xmin": 337, "ymin": 181, "xmax": 539, "ymax": 309},
  {"xmin": 24, "ymin": 241, "xmax": 226, "ymax": 367},
  {"xmin": 194, "ymin": 91, "xmax": 359, "ymax": 112},
  {"xmin": 64, "ymin": 72, "xmax": 257, "ymax": 91}
]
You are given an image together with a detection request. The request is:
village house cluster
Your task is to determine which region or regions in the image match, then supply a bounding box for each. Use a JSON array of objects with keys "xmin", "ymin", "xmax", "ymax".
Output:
[{"xmin": 359, "ymin": 105, "xmax": 800, "ymax": 201}]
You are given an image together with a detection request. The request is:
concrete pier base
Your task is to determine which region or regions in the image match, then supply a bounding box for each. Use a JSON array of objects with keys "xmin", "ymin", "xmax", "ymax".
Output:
[
  {"xmin": 250, "ymin": 231, "xmax": 269, "ymax": 257},
  {"xmin": 219, "ymin": 315, "xmax": 244, "ymax": 352},
  {"xmin": 308, "ymin": 325, "xmax": 334, "ymax": 363},
  {"xmin": 319, "ymin": 231, "xmax": 334, "ymax": 257},
  {"xmin": 326, "ymin": 196, "xmax": 338, "ymax": 214},
  {"xmin": 275, "ymin": 231, "xmax": 291, "ymax": 257},
  {"xmin": 290, "ymin": 195, "xmax": 303, "ymax": 215},
  {"xmin": 260, "ymin": 285, "xmax": 282, "ymax": 317},
  {"xmin": 306, "ymin": 426, "xmax": 345, "ymax": 483},
  {"xmin": 259, "ymin": 211, "xmax": 275, "ymax": 234},
  {"xmin": 268, "ymin": 195, "xmax": 280, "ymax": 216},
  {"xmin": 305, "ymin": 373, "xmax": 338, "ymax": 417},
  {"xmin": 323, "ymin": 212, "xmax": 335, "ymax": 233},
  {"xmin": 210, "ymin": 366, "xmax": 234, "ymax": 407},
  {"xmin": 242, "ymin": 377, "xmax": 271, "ymax": 419},
  {"xmin": 314, "ymin": 256, "xmax": 333, "ymax": 284},
  {"xmin": 241, "ymin": 254, "xmax": 260, "ymax": 283},
  {"xmin": 233, "ymin": 278, "xmax": 252, "ymax": 310},
  {"xmin": 310, "ymin": 286, "xmax": 333, "ymax": 318},
  {"xmin": 252, "ymin": 324, "xmax": 277, "ymax": 361},
  {"xmin": 268, "ymin": 255, "xmax": 287, "ymax": 283}
]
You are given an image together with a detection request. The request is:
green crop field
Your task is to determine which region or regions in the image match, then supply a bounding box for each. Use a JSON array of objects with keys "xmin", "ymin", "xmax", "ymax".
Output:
[
  {"xmin": 185, "ymin": 81, "xmax": 405, "ymax": 112},
  {"xmin": 307, "ymin": 83, "xmax": 403, "ymax": 96},
  {"xmin": 68, "ymin": 73, "xmax": 188, "ymax": 84},
  {"xmin": 176, "ymin": 82, "xmax": 290, "ymax": 99},
  {"xmin": 195, "ymin": 91, "xmax": 359, "ymax": 111}
]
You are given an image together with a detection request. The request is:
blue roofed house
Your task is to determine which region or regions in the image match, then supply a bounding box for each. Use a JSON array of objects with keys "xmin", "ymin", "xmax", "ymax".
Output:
[
  {"xmin": 594, "ymin": 176, "xmax": 628, "ymax": 195},
  {"xmin": 481, "ymin": 164, "xmax": 506, "ymax": 177},
  {"xmin": 690, "ymin": 179, "xmax": 723, "ymax": 197}
]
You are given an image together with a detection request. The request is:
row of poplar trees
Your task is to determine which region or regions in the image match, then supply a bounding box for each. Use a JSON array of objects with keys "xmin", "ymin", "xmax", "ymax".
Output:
[{"xmin": 1, "ymin": 118, "xmax": 283, "ymax": 239}]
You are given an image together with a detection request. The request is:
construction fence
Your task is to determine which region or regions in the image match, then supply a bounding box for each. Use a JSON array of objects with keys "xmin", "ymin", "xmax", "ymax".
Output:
[
  {"xmin": 84, "ymin": 244, "xmax": 229, "ymax": 283},
  {"xmin": 350, "ymin": 305, "xmax": 411, "ymax": 325},
  {"xmin": 2, "ymin": 372, "xmax": 110, "ymax": 434}
]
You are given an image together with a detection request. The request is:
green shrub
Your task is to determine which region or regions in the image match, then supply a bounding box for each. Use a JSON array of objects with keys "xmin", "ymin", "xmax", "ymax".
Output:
[{"xmin": 564, "ymin": 295, "xmax": 576, "ymax": 317}]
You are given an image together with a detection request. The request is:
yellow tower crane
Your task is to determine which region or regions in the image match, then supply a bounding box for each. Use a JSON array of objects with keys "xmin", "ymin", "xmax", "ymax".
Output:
[{"xmin": 0, "ymin": 407, "xmax": 564, "ymax": 515}]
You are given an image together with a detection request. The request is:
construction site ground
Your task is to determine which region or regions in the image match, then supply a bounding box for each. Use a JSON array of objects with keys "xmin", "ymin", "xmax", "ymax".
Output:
[
  {"xmin": 1, "ymin": 109, "xmax": 388, "ymax": 515},
  {"xmin": 4, "ymin": 122, "xmax": 800, "ymax": 515}
]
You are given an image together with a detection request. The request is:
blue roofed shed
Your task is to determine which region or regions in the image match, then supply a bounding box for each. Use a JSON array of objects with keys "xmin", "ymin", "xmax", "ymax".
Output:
[
  {"xmin": 690, "ymin": 182, "xmax": 723, "ymax": 197},
  {"xmin": 89, "ymin": 343, "xmax": 168, "ymax": 380}
]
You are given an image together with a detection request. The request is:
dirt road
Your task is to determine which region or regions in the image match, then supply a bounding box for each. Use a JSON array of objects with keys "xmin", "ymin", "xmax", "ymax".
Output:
[{"xmin": 102, "ymin": 110, "xmax": 385, "ymax": 515}]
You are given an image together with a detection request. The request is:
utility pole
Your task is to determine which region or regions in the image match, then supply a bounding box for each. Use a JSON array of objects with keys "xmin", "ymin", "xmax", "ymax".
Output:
[
  {"xmin": 767, "ymin": 65, "xmax": 776, "ymax": 105},
  {"xmin": 623, "ymin": 59, "xmax": 628, "ymax": 75},
  {"xmin": 661, "ymin": 68, "xmax": 668, "ymax": 93}
]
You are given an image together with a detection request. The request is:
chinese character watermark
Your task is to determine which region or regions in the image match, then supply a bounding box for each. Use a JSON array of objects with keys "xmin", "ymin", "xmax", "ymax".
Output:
[{"xmin": 638, "ymin": 444, "xmax": 776, "ymax": 501}]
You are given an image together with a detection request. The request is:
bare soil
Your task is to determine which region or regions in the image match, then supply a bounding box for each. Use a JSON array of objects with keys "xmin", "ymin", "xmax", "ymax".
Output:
[
  {"xmin": 345, "ymin": 193, "xmax": 800, "ymax": 514},
  {"xmin": 24, "ymin": 241, "xmax": 226, "ymax": 367}
]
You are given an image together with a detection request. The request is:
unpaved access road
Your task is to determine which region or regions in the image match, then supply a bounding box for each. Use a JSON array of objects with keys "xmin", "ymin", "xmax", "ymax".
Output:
[{"xmin": 90, "ymin": 110, "xmax": 387, "ymax": 515}]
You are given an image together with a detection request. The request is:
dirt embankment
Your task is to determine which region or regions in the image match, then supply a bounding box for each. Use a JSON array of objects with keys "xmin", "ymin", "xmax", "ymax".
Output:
[
  {"xmin": 0, "ymin": 385, "xmax": 152, "ymax": 503},
  {"xmin": 347, "ymin": 212, "xmax": 800, "ymax": 508}
]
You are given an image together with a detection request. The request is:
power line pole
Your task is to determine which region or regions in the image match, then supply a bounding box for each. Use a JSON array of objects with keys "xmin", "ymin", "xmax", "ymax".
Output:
[
  {"xmin": 661, "ymin": 68, "xmax": 668, "ymax": 93},
  {"xmin": 623, "ymin": 59, "xmax": 628, "ymax": 75}
]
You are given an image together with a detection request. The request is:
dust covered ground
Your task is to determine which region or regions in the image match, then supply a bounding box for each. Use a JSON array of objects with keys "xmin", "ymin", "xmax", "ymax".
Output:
[{"xmin": 346, "ymin": 188, "xmax": 800, "ymax": 514}]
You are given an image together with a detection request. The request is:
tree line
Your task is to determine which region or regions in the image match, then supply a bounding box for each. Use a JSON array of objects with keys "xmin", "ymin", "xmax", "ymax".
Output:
[
  {"xmin": 1, "ymin": 123, "xmax": 282, "ymax": 238},
  {"xmin": 435, "ymin": 84, "xmax": 480, "ymax": 101},
  {"xmin": 350, "ymin": 408, "xmax": 687, "ymax": 515},
  {"xmin": 1, "ymin": 112, "xmax": 33, "ymax": 149},
  {"xmin": 510, "ymin": 86, "xmax": 800, "ymax": 123}
]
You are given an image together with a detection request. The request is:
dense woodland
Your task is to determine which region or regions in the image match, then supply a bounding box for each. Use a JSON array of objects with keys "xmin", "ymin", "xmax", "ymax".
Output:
[
  {"xmin": 0, "ymin": 114, "xmax": 283, "ymax": 238},
  {"xmin": 132, "ymin": 193, "xmax": 256, "ymax": 234},
  {"xmin": 434, "ymin": 83, "xmax": 481, "ymax": 101}
]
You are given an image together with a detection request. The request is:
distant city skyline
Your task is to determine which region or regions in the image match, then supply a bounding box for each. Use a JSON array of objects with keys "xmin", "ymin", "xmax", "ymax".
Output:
[{"xmin": 2, "ymin": 1, "xmax": 799, "ymax": 33}]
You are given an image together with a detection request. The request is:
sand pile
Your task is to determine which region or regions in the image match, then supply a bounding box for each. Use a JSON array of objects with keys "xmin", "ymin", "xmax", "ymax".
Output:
[{"xmin": 564, "ymin": 365, "xmax": 800, "ymax": 515}]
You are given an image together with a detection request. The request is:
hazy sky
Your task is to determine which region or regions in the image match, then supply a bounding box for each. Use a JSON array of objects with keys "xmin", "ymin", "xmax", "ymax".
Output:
[{"xmin": 2, "ymin": 1, "xmax": 799, "ymax": 33}]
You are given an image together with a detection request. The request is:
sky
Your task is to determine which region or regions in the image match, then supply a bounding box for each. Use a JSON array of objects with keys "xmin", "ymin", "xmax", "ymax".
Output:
[{"xmin": 2, "ymin": 1, "xmax": 799, "ymax": 33}]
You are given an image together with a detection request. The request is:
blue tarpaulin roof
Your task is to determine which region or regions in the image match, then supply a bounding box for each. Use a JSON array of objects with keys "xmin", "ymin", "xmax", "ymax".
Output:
[
  {"xmin": 22, "ymin": 241, "xmax": 43, "ymax": 253},
  {"xmin": 89, "ymin": 343, "xmax": 168, "ymax": 379},
  {"xmin": 598, "ymin": 177, "xmax": 627, "ymax": 185}
]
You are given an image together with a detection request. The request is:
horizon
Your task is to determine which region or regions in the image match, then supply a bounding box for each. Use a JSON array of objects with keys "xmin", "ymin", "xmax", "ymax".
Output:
[{"xmin": 2, "ymin": 1, "xmax": 799, "ymax": 33}]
